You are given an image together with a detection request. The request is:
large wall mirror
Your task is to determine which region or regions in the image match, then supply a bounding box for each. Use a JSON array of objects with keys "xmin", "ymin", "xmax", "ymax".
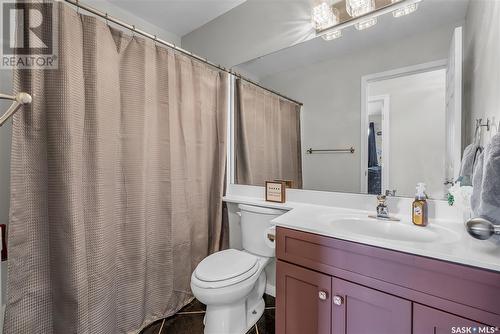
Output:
[{"xmin": 230, "ymin": 0, "xmax": 472, "ymax": 200}]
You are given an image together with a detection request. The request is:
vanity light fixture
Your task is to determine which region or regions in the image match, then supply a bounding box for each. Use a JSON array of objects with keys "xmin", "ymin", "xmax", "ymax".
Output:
[
  {"xmin": 315, "ymin": 0, "xmax": 422, "ymax": 41},
  {"xmin": 312, "ymin": 1, "xmax": 337, "ymax": 30},
  {"xmin": 391, "ymin": 0, "xmax": 419, "ymax": 17}
]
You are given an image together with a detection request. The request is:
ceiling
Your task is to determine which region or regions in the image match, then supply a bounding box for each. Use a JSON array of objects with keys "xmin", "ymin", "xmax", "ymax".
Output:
[
  {"xmin": 236, "ymin": 0, "xmax": 470, "ymax": 80},
  {"xmin": 109, "ymin": 0, "xmax": 247, "ymax": 37}
]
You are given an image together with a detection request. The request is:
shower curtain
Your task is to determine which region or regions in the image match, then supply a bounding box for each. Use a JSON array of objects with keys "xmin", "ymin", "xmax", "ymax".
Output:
[
  {"xmin": 5, "ymin": 3, "xmax": 228, "ymax": 333},
  {"xmin": 235, "ymin": 79, "xmax": 302, "ymax": 188}
]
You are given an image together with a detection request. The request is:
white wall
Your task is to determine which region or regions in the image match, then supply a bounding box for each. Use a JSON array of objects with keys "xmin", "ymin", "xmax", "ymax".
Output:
[
  {"xmin": 260, "ymin": 24, "xmax": 454, "ymax": 194},
  {"xmin": 84, "ymin": 0, "xmax": 182, "ymax": 45},
  {"xmin": 369, "ymin": 70, "xmax": 446, "ymax": 199},
  {"xmin": 464, "ymin": 0, "xmax": 500, "ymax": 145},
  {"xmin": 181, "ymin": 0, "xmax": 315, "ymax": 68}
]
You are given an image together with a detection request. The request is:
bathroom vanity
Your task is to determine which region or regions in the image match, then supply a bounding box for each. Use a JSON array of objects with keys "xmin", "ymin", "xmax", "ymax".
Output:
[{"xmin": 275, "ymin": 223, "xmax": 500, "ymax": 334}]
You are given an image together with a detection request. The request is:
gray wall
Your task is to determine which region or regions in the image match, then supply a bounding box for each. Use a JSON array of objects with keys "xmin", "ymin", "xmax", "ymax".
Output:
[
  {"xmin": 181, "ymin": 0, "xmax": 315, "ymax": 68},
  {"xmin": 464, "ymin": 0, "xmax": 500, "ymax": 144},
  {"xmin": 0, "ymin": 64, "xmax": 12, "ymax": 228},
  {"xmin": 260, "ymin": 24, "xmax": 455, "ymax": 193}
]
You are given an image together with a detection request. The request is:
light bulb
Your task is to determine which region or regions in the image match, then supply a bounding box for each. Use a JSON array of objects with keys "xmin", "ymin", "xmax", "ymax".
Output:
[
  {"xmin": 322, "ymin": 30, "xmax": 342, "ymax": 41},
  {"xmin": 312, "ymin": 2, "xmax": 339, "ymax": 31},
  {"xmin": 346, "ymin": 0, "xmax": 375, "ymax": 18},
  {"xmin": 355, "ymin": 17, "xmax": 377, "ymax": 30},
  {"xmin": 392, "ymin": 1, "xmax": 418, "ymax": 18}
]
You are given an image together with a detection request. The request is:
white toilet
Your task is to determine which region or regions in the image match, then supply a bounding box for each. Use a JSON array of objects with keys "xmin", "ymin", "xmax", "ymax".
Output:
[{"xmin": 190, "ymin": 204, "xmax": 284, "ymax": 334}]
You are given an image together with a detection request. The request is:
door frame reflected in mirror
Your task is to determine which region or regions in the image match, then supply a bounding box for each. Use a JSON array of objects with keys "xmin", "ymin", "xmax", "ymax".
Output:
[
  {"xmin": 362, "ymin": 94, "xmax": 391, "ymax": 194},
  {"xmin": 360, "ymin": 58, "xmax": 452, "ymax": 197}
]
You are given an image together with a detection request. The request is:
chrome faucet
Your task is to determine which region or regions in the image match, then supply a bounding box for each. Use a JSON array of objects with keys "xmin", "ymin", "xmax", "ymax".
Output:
[
  {"xmin": 376, "ymin": 195, "xmax": 389, "ymax": 219},
  {"xmin": 370, "ymin": 195, "xmax": 400, "ymax": 221},
  {"xmin": 385, "ymin": 189, "xmax": 397, "ymax": 197}
]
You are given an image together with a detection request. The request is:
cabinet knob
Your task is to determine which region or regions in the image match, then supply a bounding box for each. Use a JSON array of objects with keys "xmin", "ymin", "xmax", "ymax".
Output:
[
  {"xmin": 333, "ymin": 295, "xmax": 344, "ymax": 306},
  {"xmin": 318, "ymin": 291, "xmax": 328, "ymax": 301}
]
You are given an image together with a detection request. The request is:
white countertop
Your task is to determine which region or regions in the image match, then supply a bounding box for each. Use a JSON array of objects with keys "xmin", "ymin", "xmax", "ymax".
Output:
[{"xmin": 223, "ymin": 195, "xmax": 500, "ymax": 273}]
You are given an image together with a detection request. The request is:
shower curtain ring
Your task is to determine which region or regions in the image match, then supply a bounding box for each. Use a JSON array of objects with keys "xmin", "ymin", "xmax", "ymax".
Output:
[
  {"xmin": 76, "ymin": 0, "xmax": 80, "ymax": 14},
  {"xmin": 132, "ymin": 25, "xmax": 136, "ymax": 37},
  {"xmin": 105, "ymin": 13, "xmax": 109, "ymax": 26},
  {"xmin": 153, "ymin": 35, "xmax": 157, "ymax": 46}
]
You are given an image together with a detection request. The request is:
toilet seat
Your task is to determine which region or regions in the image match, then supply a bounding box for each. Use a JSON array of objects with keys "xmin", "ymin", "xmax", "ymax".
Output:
[{"xmin": 193, "ymin": 249, "xmax": 260, "ymax": 289}]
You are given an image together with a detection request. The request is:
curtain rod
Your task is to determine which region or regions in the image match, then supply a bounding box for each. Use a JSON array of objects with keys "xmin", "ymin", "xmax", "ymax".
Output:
[{"xmin": 63, "ymin": 0, "xmax": 303, "ymax": 107}]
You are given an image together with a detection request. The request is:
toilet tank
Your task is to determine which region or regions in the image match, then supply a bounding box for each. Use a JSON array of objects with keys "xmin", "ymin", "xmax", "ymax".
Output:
[{"xmin": 238, "ymin": 204, "xmax": 285, "ymax": 257}]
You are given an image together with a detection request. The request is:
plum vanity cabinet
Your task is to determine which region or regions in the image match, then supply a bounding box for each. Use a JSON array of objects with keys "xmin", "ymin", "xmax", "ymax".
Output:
[{"xmin": 276, "ymin": 227, "xmax": 500, "ymax": 334}]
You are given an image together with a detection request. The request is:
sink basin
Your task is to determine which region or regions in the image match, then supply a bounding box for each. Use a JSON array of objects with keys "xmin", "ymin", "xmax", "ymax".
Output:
[{"xmin": 326, "ymin": 214, "xmax": 459, "ymax": 244}]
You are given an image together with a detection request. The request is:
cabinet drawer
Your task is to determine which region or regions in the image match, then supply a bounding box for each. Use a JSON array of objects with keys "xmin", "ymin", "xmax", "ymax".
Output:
[
  {"xmin": 276, "ymin": 260, "xmax": 332, "ymax": 334},
  {"xmin": 413, "ymin": 304, "xmax": 490, "ymax": 334},
  {"xmin": 276, "ymin": 226, "xmax": 500, "ymax": 325}
]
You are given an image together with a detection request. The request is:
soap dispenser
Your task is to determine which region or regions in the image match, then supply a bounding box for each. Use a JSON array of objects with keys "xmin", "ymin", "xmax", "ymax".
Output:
[{"xmin": 412, "ymin": 183, "xmax": 428, "ymax": 227}]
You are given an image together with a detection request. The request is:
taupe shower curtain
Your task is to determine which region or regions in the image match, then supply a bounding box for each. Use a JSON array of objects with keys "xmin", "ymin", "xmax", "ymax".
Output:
[
  {"xmin": 6, "ymin": 3, "xmax": 228, "ymax": 333},
  {"xmin": 235, "ymin": 79, "xmax": 302, "ymax": 188}
]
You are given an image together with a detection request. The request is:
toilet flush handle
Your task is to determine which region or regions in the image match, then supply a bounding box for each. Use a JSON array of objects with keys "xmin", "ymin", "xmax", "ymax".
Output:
[
  {"xmin": 266, "ymin": 226, "xmax": 276, "ymax": 242},
  {"xmin": 264, "ymin": 226, "xmax": 276, "ymax": 250}
]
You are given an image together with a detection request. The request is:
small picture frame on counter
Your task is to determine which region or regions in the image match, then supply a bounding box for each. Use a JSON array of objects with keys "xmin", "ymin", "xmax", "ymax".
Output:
[{"xmin": 265, "ymin": 181, "xmax": 286, "ymax": 203}]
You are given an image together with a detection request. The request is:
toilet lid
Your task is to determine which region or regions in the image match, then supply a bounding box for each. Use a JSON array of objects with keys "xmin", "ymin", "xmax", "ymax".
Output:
[{"xmin": 195, "ymin": 249, "xmax": 258, "ymax": 283}]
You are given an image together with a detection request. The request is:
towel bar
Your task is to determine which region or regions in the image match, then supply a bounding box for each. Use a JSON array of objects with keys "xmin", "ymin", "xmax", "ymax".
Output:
[{"xmin": 307, "ymin": 147, "xmax": 355, "ymax": 154}]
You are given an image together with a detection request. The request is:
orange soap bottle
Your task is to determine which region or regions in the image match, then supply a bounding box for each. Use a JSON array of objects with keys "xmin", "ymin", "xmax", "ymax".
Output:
[{"xmin": 412, "ymin": 183, "xmax": 428, "ymax": 227}]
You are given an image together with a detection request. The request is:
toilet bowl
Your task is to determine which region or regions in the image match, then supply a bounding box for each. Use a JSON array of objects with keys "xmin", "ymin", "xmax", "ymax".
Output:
[{"xmin": 190, "ymin": 204, "xmax": 285, "ymax": 334}]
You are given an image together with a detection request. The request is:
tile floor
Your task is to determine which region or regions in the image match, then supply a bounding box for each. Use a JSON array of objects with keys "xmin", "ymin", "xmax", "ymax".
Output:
[{"xmin": 141, "ymin": 295, "xmax": 275, "ymax": 334}]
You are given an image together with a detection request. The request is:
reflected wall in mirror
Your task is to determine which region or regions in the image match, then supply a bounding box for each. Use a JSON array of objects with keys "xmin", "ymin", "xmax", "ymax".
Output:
[{"xmin": 231, "ymin": 0, "xmax": 479, "ymax": 200}]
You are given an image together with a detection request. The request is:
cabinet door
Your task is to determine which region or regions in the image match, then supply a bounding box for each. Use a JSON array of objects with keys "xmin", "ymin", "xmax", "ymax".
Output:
[
  {"xmin": 332, "ymin": 277, "xmax": 411, "ymax": 334},
  {"xmin": 276, "ymin": 260, "xmax": 332, "ymax": 334},
  {"xmin": 413, "ymin": 304, "xmax": 490, "ymax": 334}
]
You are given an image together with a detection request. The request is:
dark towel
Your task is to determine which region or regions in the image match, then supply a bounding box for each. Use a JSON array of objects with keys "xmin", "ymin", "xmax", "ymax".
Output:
[{"xmin": 368, "ymin": 122, "xmax": 378, "ymax": 168}]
